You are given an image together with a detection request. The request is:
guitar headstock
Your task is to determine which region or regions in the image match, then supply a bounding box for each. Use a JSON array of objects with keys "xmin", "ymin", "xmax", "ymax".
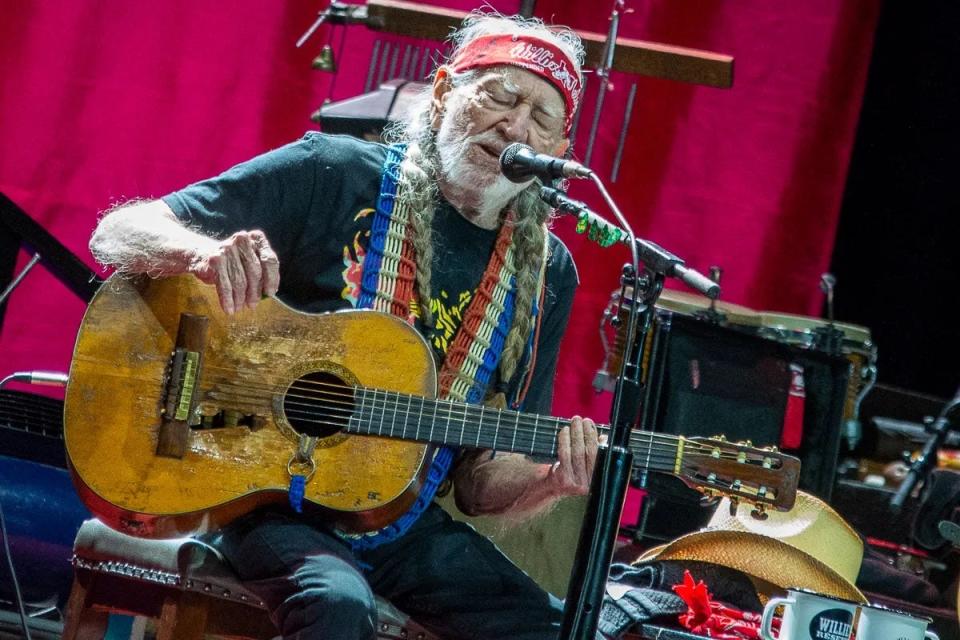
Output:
[{"xmin": 677, "ymin": 436, "xmax": 800, "ymax": 517}]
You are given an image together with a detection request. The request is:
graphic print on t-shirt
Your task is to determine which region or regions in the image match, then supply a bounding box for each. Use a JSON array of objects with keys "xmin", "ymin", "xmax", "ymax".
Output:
[
  {"xmin": 340, "ymin": 208, "xmax": 373, "ymax": 306},
  {"xmin": 410, "ymin": 290, "xmax": 473, "ymax": 354},
  {"xmin": 339, "ymin": 208, "xmax": 474, "ymax": 356}
]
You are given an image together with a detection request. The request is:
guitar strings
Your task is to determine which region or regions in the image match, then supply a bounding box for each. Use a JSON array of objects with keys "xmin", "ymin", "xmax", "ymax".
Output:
[
  {"xmin": 272, "ymin": 407, "xmax": 687, "ymax": 468},
  {"xmin": 152, "ymin": 361, "xmax": 783, "ymax": 462},
  {"xmin": 68, "ymin": 366, "xmax": 777, "ymax": 496},
  {"xmin": 278, "ymin": 403, "xmax": 742, "ymax": 469},
  {"xmin": 207, "ymin": 374, "xmax": 698, "ymax": 462},
  {"xmin": 205, "ymin": 371, "xmax": 765, "ymax": 460}
]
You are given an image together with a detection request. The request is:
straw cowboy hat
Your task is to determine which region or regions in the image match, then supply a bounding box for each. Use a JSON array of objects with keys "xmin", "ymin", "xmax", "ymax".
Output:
[{"xmin": 636, "ymin": 491, "xmax": 866, "ymax": 603}]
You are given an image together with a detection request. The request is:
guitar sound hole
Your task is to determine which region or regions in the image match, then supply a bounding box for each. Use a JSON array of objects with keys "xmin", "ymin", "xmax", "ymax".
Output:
[{"xmin": 283, "ymin": 371, "xmax": 355, "ymax": 438}]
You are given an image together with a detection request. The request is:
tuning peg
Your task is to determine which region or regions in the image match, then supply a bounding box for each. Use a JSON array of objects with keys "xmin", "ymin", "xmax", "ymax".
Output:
[
  {"xmin": 741, "ymin": 439, "xmax": 753, "ymax": 448},
  {"xmin": 728, "ymin": 496, "xmax": 740, "ymax": 516},
  {"xmin": 712, "ymin": 434, "xmax": 727, "ymax": 442},
  {"xmin": 312, "ymin": 44, "xmax": 337, "ymax": 72},
  {"xmin": 750, "ymin": 504, "xmax": 768, "ymax": 520},
  {"xmin": 764, "ymin": 445, "xmax": 780, "ymax": 453}
]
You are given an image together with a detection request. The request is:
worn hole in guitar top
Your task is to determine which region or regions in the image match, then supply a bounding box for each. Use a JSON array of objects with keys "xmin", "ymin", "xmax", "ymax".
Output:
[{"xmin": 283, "ymin": 371, "xmax": 355, "ymax": 439}]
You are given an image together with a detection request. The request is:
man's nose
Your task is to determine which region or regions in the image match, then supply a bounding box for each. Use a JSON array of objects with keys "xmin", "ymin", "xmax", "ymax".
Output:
[{"xmin": 496, "ymin": 106, "xmax": 533, "ymax": 144}]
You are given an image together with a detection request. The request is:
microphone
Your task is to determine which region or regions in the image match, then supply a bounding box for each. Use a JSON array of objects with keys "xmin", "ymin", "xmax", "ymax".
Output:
[
  {"xmin": 499, "ymin": 143, "xmax": 593, "ymax": 184},
  {"xmin": 891, "ymin": 387, "xmax": 960, "ymax": 512}
]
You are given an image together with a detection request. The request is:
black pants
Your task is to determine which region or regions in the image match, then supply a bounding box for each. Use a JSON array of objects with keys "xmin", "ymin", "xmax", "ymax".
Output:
[{"xmin": 211, "ymin": 503, "xmax": 571, "ymax": 640}]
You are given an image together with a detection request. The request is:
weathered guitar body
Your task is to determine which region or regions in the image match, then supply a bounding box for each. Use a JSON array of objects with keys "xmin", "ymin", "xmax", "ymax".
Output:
[
  {"xmin": 65, "ymin": 274, "xmax": 438, "ymax": 538},
  {"xmin": 65, "ymin": 274, "xmax": 799, "ymax": 539}
]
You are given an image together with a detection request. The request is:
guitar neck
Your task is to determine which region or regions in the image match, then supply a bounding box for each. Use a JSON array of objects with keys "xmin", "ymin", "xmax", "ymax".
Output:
[{"xmin": 344, "ymin": 387, "xmax": 681, "ymax": 474}]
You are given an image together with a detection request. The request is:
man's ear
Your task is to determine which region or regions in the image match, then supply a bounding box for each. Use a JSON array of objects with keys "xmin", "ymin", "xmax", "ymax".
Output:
[{"xmin": 431, "ymin": 67, "xmax": 453, "ymax": 131}]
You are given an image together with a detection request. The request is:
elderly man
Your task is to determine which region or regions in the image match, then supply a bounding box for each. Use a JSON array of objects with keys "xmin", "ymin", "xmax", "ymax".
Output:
[{"xmin": 89, "ymin": 12, "xmax": 600, "ymax": 640}]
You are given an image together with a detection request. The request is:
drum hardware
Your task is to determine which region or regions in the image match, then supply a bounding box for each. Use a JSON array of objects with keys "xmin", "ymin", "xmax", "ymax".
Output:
[
  {"xmin": 584, "ymin": 0, "xmax": 626, "ymax": 167},
  {"xmin": 820, "ymin": 272, "xmax": 837, "ymax": 318},
  {"xmin": 707, "ymin": 265, "xmax": 723, "ymax": 314},
  {"xmin": 593, "ymin": 289, "xmax": 625, "ymax": 393},
  {"xmin": 809, "ymin": 272, "xmax": 844, "ymax": 355},
  {"xmin": 609, "ymin": 81, "xmax": 638, "ymax": 183}
]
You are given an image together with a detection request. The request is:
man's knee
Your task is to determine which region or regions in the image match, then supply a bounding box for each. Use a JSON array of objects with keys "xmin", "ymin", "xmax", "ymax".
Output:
[{"xmin": 275, "ymin": 554, "xmax": 378, "ymax": 639}]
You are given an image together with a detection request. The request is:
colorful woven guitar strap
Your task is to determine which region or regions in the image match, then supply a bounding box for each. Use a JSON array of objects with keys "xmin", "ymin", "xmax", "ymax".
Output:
[{"xmin": 347, "ymin": 143, "xmax": 523, "ymax": 551}]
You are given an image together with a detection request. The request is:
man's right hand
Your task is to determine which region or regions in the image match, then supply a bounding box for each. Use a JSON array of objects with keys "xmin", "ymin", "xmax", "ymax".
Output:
[{"xmin": 189, "ymin": 230, "xmax": 280, "ymax": 314}]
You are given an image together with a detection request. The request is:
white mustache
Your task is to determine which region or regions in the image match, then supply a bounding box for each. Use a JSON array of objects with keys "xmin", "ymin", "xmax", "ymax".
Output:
[{"xmin": 465, "ymin": 133, "xmax": 512, "ymax": 157}]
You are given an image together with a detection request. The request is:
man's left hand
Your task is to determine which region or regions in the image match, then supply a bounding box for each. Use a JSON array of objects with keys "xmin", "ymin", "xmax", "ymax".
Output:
[{"xmin": 547, "ymin": 416, "xmax": 600, "ymax": 496}]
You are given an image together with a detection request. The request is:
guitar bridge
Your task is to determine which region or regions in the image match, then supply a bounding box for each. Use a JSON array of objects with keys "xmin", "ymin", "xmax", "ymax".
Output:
[
  {"xmin": 156, "ymin": 313, "xmax": 209, "ymax": 458},
  {"xmin": 165, "ymin": 348, "xmax": 200, "ymax": 421}
]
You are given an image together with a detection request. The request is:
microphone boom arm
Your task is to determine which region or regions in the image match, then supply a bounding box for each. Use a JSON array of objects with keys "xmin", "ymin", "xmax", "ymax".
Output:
[{"xmin": 540, "ymin": 187, "xmax": 719, "ymax": 298}]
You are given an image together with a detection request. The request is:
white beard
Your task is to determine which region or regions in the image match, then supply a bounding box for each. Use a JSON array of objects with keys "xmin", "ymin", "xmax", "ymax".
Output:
[{"xmin": 435, "ymin": 110, "xmax": 530, "ymax": 225}]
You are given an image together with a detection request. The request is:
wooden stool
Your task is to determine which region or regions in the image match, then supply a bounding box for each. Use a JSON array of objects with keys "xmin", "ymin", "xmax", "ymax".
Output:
[{"xmin": 62, "ymin": 518, "xmax": 440, "ymax": 640}]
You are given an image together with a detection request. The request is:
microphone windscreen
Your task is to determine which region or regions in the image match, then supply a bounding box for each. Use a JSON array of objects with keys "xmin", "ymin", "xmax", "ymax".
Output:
[
  {"xmin": 498, "ymin": 143, "xmax": 536, "ymax": 183},
  {"xmin": 499, "ymin": 143, "xmax": 525, "ymax": 168}
]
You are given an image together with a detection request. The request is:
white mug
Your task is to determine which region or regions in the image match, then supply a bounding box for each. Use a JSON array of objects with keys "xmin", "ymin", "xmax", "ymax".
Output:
[
  {"xmin": 760, "ymin": 589, "xmax": 859, "ymax": 640},
  {"xmin": 856, "ymin": 603, "xmax": 938, "ymax": 640}
]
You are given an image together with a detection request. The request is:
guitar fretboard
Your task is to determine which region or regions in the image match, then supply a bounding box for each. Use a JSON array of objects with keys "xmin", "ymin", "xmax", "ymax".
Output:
[{"xmin": 344, "ymin": 386, "xmax": 680, "ymax": 474}]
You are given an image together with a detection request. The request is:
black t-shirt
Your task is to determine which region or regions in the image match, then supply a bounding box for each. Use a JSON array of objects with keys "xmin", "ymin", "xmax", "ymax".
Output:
[{"xmin": 163, "ymin": 132, "xmax": 578, "ymax": 416}]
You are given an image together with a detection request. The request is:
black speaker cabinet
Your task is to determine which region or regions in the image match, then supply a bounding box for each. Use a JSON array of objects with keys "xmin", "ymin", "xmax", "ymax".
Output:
[{"xmin": 629, "ymin": 308, "xmax": 852, "ymax": 543}]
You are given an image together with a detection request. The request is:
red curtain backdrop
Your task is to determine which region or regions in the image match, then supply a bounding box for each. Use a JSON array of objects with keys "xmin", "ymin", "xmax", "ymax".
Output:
[{"xmin": 0, "ymin": 1, "xmax": 878, "ymax": 423}]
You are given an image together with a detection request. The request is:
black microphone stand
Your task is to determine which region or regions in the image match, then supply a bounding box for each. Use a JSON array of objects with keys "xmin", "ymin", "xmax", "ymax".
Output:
[
  {"xmin": 559, "ymin": 174, "xmax": 718, "ymax": 639},
  {"xmin": 890, "ymin": 388, "xmax": 960, "ymax": 513}
]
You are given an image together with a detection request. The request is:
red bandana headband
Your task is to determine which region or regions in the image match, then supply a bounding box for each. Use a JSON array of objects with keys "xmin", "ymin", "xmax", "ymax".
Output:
[{"xmin": 450, "ymin": 33, "xmax": 582, "ymax": 134}]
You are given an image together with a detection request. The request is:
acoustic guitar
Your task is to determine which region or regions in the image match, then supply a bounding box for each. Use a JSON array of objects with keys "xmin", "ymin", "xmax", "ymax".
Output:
[{"xmin": 64, "ymin": 274, "xmax": 800, "ymax": 539}]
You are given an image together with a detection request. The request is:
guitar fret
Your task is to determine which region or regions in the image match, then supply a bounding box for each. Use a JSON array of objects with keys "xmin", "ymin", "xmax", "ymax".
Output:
[
  {"xmin": 403, "ymin": 393, "xmax": 412, "ymax": 440},
  {"xmin": 531, "ymin": 414, "xmax": 539, "ymax": 455},
  {"xmin": 550, "ymin": 418, "xmax": 560, "ymax": 458},
  {"xmin": 510, "ymin": 411, "xmax": 517, "ymax": 452},
  {"xmin": 444, "ymin": 399, "xmax": 452, "ymax": 445},
  {"xmin": 394, "ymin": 392, "xmax": 402, "ymax": 438},
  {"xmin": 492, "ymin": 409, "xmax": 500, "ymax": 451},
  {"xmin": 382, "ymin": 389, "xmax": 390, "ymax": 436},
  {"xmin": 355, "ymin": 387, "xmax": 365, "ymax": 432},
  {"xmin": 377, "ymin": 389, "xmax": 385, "ymax": 436},
  {"xmin": 415, "ymin": 394, "xmax": 423, "ymax": 441},
  {"xmin": 477, "ymin": 405, "xmax": 484, "ymax": 448},
  {"xmin": 458, "ymin": 400, "xmax": 466, "ymax": 445},
  {"xmin": 429, "ymin": 397, "xmax": 438, "ymax": 444}
]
